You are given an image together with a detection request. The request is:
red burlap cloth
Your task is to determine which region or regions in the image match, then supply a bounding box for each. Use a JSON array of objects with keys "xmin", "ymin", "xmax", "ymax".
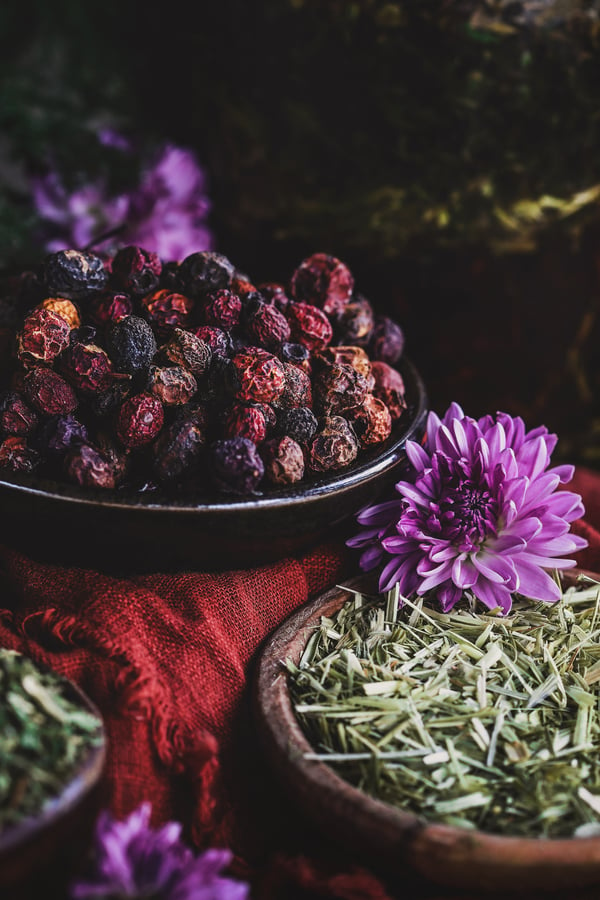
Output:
[{"xmin": 1, "ymin": 466, "xmax": 600, "ymax": 899}]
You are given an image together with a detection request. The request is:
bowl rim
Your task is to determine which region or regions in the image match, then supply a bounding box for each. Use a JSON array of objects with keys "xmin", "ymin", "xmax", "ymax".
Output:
[
  {"xmin": 254, "ymin": 570, "xmax": 600, "ymax": 892},
  {"xmin": 0, "ymin": 357, "xmax": 427, "ymax": 515}
]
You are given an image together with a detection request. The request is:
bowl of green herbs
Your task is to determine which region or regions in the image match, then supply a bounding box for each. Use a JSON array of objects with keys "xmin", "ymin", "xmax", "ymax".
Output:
[
  {"xmin": 0, "ymin": 649, "xmax": 106, "ymax": 898},
  {"xmin": 255, "ymin": 571, "xmax": 600, "ymax": 893}
]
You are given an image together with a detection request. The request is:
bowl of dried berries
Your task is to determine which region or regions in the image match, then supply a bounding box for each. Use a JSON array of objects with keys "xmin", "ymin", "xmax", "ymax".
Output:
[
  {"xmin": 0, "ymin": 248, "xmax": 427, "ymax": 572},
  {"xmin": 0, "ymin": 649, "xmax": 106, "ymax": 899}
]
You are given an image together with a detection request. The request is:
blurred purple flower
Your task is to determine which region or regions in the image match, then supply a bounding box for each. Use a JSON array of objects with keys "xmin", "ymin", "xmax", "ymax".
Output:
[
  {"xmin": 348, "ymin": 403, "xmax": 588, "ymax": 614},
  {"xmin": 33, "ymin": 141, "xmax": 213, "ymax": 261},
  {"xmin": 70, "ymin": 803, "xmax": 249, "ymax": 900}
]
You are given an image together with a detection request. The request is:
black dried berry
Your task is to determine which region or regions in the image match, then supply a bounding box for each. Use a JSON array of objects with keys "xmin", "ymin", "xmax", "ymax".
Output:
[
  {"xmin": 177, "ymin": 251, "xmax": 235, "ymax": 299},
  {"xmin": 210, "ymin": 436, "xmax": 264, "ymax": 495},
  {"xmin": 275, "ymin": 406, "xmax": 318, "ymax": 445},
  {"xmin": 106, "ymin": 316, "xmax": 157, "ymax": 374},
  {"xmin": 153, "ymin": 410, "xmax": 207, "ymax": 484},
  {"xmin": 110, "ymin": 246, "xmax": 162, "ymax": 297},
  {"xmin": 44, "ymin": 250, "xmax": 108, "ymax": 300}
]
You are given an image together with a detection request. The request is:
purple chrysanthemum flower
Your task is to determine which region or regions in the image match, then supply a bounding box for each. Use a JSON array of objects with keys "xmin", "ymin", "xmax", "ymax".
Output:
[
  {"xmin": 70, "ymin": 803, "xmax": 249, "ymax": 900},
  {"xmin": 33, "ymin": 140, "xmax": 213, "ymax": 260},
  {"xmin": 348, "ymin": 403, "xmax": 588, "ymax": 615}
]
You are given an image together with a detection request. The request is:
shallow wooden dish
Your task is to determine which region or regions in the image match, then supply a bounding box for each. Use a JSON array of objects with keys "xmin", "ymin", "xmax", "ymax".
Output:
[
  {"xmin": 0, "ymin": 668, "xmax": 106, "ymax": 899},
  {"xmin": 254, "ymin": 570, "xmax": 600, "ymax": 893}
]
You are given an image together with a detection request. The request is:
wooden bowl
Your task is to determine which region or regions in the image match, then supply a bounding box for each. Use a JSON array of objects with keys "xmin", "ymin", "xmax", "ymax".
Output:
[
  {"xmin": 0, "ymin": 358, "xmax": 427, "ymax": 574},
  {"xmin": 254, "ymin": 571, "xmax": 600, "ymax": 893},
  {"xmin": 0, "ymin": 665, "xmax": 106, "ymax": 900}
]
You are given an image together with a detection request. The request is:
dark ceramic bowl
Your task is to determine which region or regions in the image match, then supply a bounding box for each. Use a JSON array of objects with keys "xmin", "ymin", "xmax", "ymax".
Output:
[
  {"xmin": 0, "ymin": 357, "xmax": 427, "ymax": 574},
  {"xmin": 254, "ymin": 571, "xmax": 600, "ymax": 894},
  {"xmin": 0, "ymin": 663, "xmax": 106, "ymax": 900}
]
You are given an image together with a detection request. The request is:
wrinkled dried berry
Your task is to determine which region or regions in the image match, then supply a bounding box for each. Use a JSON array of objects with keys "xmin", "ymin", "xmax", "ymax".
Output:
[
  {"xmin": 274, "ymin": 406, "xmax": 318, "ymax": 445},
  {"xmin": 0, "ymin": 391, "xmax": 38, "ymax": 436},
  {"xmin": 210, "ymin": 436, "xmax": 264, "ymax": 494},
  {"xmin": 335, "ymin": 294, "xmax": 374, "ymax": 345},
  {"xmin": 89, "ymin": 291, "xmax": 133, "ymax": 327},
  {"xmin": 17, "ymin": 307, "xmax": 71, "ymax": 368},
  {"xmin": 276, "ymin": 362, "xmax": 312, "ymax": 409},
  {"xmin": 65, "ymin": 443, "xmax": 116, "ymax": 489},
  {"xmin": 40, "ymin": 414, "xmax": 88, "ymax": 454},
  {"xmin": 308, "ymin": 416, "xmax": 359, "ymax": 472},
  {"xmin": 116, "ymin": 392, "xmax": 164, "ymax": 449},
  {"xmin": 371, "ymin": 361, "xmax": 407, "ymax": 421},
  {"xmin": 261, "ymin": 435, "xmax": 305, "ymax": 485},
  {"xmin": 60, "ymin": 343, "xmax": 113, "ymax": 395},
  {"xmin": 259, "ymin": 282, "xmax": 290, "ymax": 314},
  {"xmin": 369, "ymin": 316, "xmax": 405, "ymax": 366},
  {"xmin": 245, "ymin": 302, "xmax": 291, "ymax": 349},
  {"xmin": 146, "ymin": 365, "xmax": 197, "ymax": 406},
  {"xmin": 39, "ymin": 297, "xmax": 81, "ymax": 329},
  {"xmin": 280, "ymin": 342, "xmax": 311, "ymax": 373},
  {"xmin": 161, "ymin": 328, "xmax": 212, "ymax": 376},
  {"xmin": 153, "ymin": 410, "xmax": 207, "ymax": 484},
  {"xmin": 191, "ymin": 325, "xmax": 231, "ymax": 358},
  {"xmin": 110, "ymin": 246, "xmax": 162, "ymax": 296},
  {"xmin": 23, "ymin": 368, "xmax": 78, "ymax": 416},
  {"xmin": 231, "ymin": 274, "xmax": 257, "ymax": 299},
  {"xmin": 90, "ymin": 382, "xmax": 131, "ymax": 419},
  {"xmin": 0, "ymin": 435, "xmax": 40, "ymax": 474},
  {"xmin": 177, "ymin": 251, "xmax": 235, "ymax": 299},
  {"xmin": 106, "ymin": 316, "xmax": 157, "ymax": 374},
  {"xmin": 287, "ymin": 302, "xmax": 332, "ymax": 352},
  {"xmin": 203, "ymin": 289, "xmax": 242, "ymax": 329},
  {"xmin": 223, "ymin": 402, "xmax": 268, "ymax": 444},
  {"xmin": 141, "ymin": 289, "xmax": 193, "ymax": 335},
  {"xmin": 316, "ymin": 345, "xmax": 373, "ymax": 385},
  {"xmin": 44, "ymin": 250, "xmax": 108, "ymax": 300},
  {"xmin": 348, "ymin": 394, "xmax": 392, "ymax": 446},
  {"xmin": 94, "ymin": 431, "xmax": 129, "ymax": 485},
  {"xmin": 290, "ymin": 252, "xmax": 354, "ymax": 316},
  {"xmin": 313, "ymin": 363, "xmax": 369, "ymax": 416},
  {"xmin": 232, "ymin": 348, "xmax": 286, "ymax": 405}
]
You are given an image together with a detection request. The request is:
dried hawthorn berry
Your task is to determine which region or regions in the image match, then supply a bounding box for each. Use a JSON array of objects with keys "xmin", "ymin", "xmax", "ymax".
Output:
[
  {"xmin": 177, "ymin": 251, "xmax": 235, "ymax": 299},
  {"xmin": 261, "ymin": 435, "xmax": 305, "ymax": 486},
  {"xmin": 275, "ymin": 362, "xmax": 312, "ymax": 409},
  {"xmin": 146, "ymin": 365, "xmax": 197, "ymax": 406},
  {"xmin": 316, "ymin": 345, "xmax": 373, "ymax": 385},
  {"xmin": 44, "ymin": 250, "xmax": 107, "ymax": 300},
  {"xmin": 39, "ymin": 297, "xmax": 81, "ymax": 329},
  {"xmin": 94, "ymin": 431, "xmax": 129, "ymax": 485},
  {"xmin": 161, "ymin": 328, "xmax": 212, "ymax": 376},
  {"xmin": 106, "ymin": 316, "xmax": 157, "ymax": 374},
  {"xmin": 141, "ymin": 289, "xmax": 193, "ymax": 335},
  {"xmin": 274, "ymin": 406, "xmax": 318, "ymax": 445},
  {"xmin": 290, "ymin": 252, "xmax": 354, "ymax": 316},
  {"xmin": 0, "ymin": 436, "xmax": 40, "ymax": 474},
  {"xmin": 110, "ymin": 246, "xmax": 162, "ymax": 296},
  {"xmin": 89, "ymin": 291, "xmax": 133, "ymax": 327},
  {"xmin": 23, "ymin": 368, "xmax": 78, "ymax": 416},
  {"xmin": 153, "ymin": 411, "xmax": 207, "ymax": 484},
  {"xmin": 259, "ymin": 282, "xmax": 290, "ymax": 314},
  {"xmin": 287, "ymin": 302, "xmax": 332, "ymax": 352},
  {"xmin": 0, "ymin": 391, "xmax": 38, "ymax": 436},
  {"xmin": 116, "ymin": 392, "xmax": 164, "ymax": 449},
  {"xmin": 313, "ymin": 363, "xmax": 369, "ymax": 416},
  {"xmin": 17, "ymin": 307, "xmax": 71, "ymax": 368},
  {"xmin": 280, "ymin": 342, "xmax": 311, "ymax": 375},
  {"xmin": 60, "ymin": 343, "xmax": 114, "ymax": 395},
  {"xmin": 90, "ymin": 381, "xmax": 131, "ymax": 419},
  {"xmin": 191, "ymin": 325, "xmax": 231, "ymax": 358},
  {"xmin": 245, "ymin": 302, "xmax": 291, "ymax": 349},
  {"xmin": 232, "ymin": 347, "xmax": 286, "ymax": 405},
  {"xmin": 64, "ymin": 443, "xmax": 116, "ymax": 489},
  {"xmin": 349, "ymin": 394, "xmax": 392, "ymax": 446},
  {"xmin": 369, "ymin": 316, "xmax": 405, "ymax": 366},
  {"xmin": 231, "ymin": 273, "xmax": 257, "ymax": 299},
  {"xmin": 335, "ymin": 294, "xmax": 374, "ymax": 345},
  {"xmin": 210, "ymin": 436, "xmax": 264, "ymax": 495},
  {"xmin": 308, "ymin": 416, "xmax": 359, "ymax": 472},
  {"xmin": 40, "ymin": 414, "xmax": 88, "ymax": 454},
  {"xmin": 203, "ymin": 289, "xmax": 242, "ymax": 329},
  {"xmin": 371, "ymin": 361, "xmax": 407, "ymax": 421},
  {"xmin": 223, "ymin": 402, "xmax": 268, "ymax": 444}
]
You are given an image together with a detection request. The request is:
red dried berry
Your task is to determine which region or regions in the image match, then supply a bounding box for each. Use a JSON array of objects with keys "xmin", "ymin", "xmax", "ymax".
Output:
[
  {"xmin": 223, "ymin": 403, "xmax": 268, "ymax": 444},
  {"xmin": 0, "ymin": 435, "xmax": 40, "ymax": 474},
  {"xmin": 60, "ymin": 343, "xmax": 114, "ymax": 395},
  {"xmin": 39, "ymin": 297, "xmax": 81, "ymax": 329},
  {"xmin": 146, "ymin": 365, "xmax": 197, "ymax": 406},
  {"xmin": 231, "ymin": 274, "xmax": 258, "ymax": 298},
  {"xmin": 22, "ymin": 367, "xmax": 78, "ymax": 416},
  {"xmin": 287, "ymin": 302, "xmax": 333, "ymax": 352},
  {"xmin": 313, "ymin": 363, "xmax": 369, "ymax": 416},
  {"xmin": 89, "ymin": 291, "xmax": 133, "ymax": 327},
  {"xmin": 371, "ymin": 361, "xmax": 407, "ymax": 421},
  {"xmin": 261, "ymin": 435, "xmax": 305, "ymax": 486},
  {"xmin": 231, "ymin": 347, "xmax": 286, "ymax": 405},
  {"xmin": 0, "ymin": 391, "xmax": 38, "ymax": 436},
  {"xmin": 64, "ymin": 443, "xmax": 117, "ymax": 489},
  {"xmin": 203, "ymin": 289, "xmax": 242, "ymax": 329},
  {"xmin": 110, "ymin": 246, "xmax": 162, "ymax": 296},
  {"xmin": 116, "ymin": 393, "xmax": 164, "ymax": 449},
  {"xmin": 348, "ymin": 394, "xmax": 393, "ymax": 446},
  {"xmin": 17, "ymin": 307, "xmax": 71, "ymax": 368},
  {"xmin": 308, "ymin": 416, "xmax": 359, "ymax": 472},
  {"xmin": 245, "ymin": 302, "xmax": 291, "ymax": 348},
  {"xmin": 191, "ymin": 325, "xmax": 230, "ymax": 358},
  {"xmin": 141, "ymin": 289, "xmax": 194, "ymax": 334},
  {"xmin": 161, "ymin": 328, "xmax": 212, "ymax": 376},
  {"xmin": 290, "ymin": 252, "xmax": 354, "ymax": 316}
]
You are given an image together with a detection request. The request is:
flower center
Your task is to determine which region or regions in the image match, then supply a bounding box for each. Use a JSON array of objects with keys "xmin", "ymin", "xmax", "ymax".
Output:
[{"xmin": 426, "ymin": 464, "xmax": 499, "ymax": 552}]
